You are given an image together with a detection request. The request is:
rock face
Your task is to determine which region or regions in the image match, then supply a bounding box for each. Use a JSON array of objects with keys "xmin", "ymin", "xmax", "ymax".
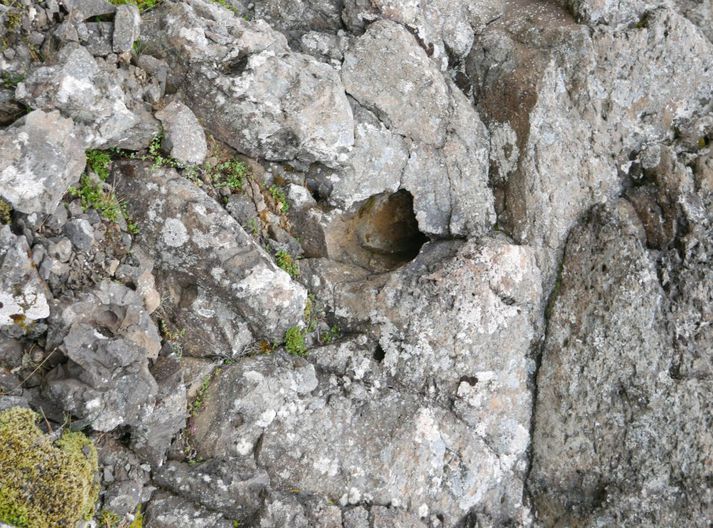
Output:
[
  {"xmin": 0, "ymin": 110, "xmax": 84, "ymax": 214},
  {"xmin": 1, "ymin": 0, "xmax": 712, "ymax": 526},
  {"xmin": 118, "ymin": 162, "xmax": 307, "ymax": 343}
]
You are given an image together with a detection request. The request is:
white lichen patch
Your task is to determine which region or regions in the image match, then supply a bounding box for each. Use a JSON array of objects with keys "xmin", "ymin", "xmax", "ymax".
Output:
[{"xmin": 161, "ymin": 218, "xmax": 190, "ymax": 247}]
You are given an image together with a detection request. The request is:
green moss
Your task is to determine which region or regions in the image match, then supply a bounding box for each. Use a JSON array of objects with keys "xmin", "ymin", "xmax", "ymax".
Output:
[
  {"xmin": 0, "ymin": 407, "xmax": 99, "ymax": 528},
  {"xmin": 128, "ymin": 506, "xmax": 143, "ymax": 528},
  {"xmin": 275, "ymin": 250, "xmax": 299, "ymax": 278},
  {"xmin": 109, "ymin": 0, "xmax": 160, "ymax": 12},
  {"xmin": 285, "ymin": 326, "xmax": 307, "ymax": 356},
  {"xmin": 86, "ymin": 149, "xmax": 112, "ymax": 181},
  {"xmin": 0, "ymin": 197, "xmax": 12, "ymax": 224}
]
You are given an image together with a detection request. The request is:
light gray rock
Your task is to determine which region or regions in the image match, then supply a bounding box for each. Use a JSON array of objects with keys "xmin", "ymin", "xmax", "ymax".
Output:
[
  {"xmin": 130, "ymin": 356, "xmax": 187, "ymax": 467},
  {"xmin": 45, "ymin": 280, "xmax": 161, "ymax": 431},
  {"xmin": 63, "ymin": 0, "xmax": 116, "ymax": 20},
  {"xmin": 143, "ymin": 0, "xmax": 354, "ymax": 167},
  {"xmin": 144, "ymin": 491, "xmax": 232, "ymax": 528},
  {"xmin": 252, "ymin": 0, "xmax": 343, "ymax": 36},
  {"xmin": 118, "ymin": 162, "xmax": 307, "ymax": 343},
  {"xmin": 467, "ymin": 5, "xmax": 713, "ymax": 282},
  {"xmin": 63, "ymin": 217, "xmax": 94, "ymax": 251},
  {"xmin": 113, "ymin": 4, "xmax": 140, "ymax": 53},
  {"xmin": 341, "ymin": 20, "xmax": 449, "ymax": 147},
  {"xmin": 83, "ymin": 21, "xmax": 114, "ymax": 56},
  {"xmin": 0, "ymin": 226, "xmax": 51, "ymax": 338},
  {"xmin": 153, "ymin": 459, "xmax": 269, "ymax": 521},
  {"xmin": 155, "ymin": 100, "xmax": 208, "ymax": 166},
  {"xmin": 16, "ymin": 44, "xmax": 158, "ymax": 149},
  {"xmin": 0, "ymin": 110, "xmax": 85, "ymax": 215}
]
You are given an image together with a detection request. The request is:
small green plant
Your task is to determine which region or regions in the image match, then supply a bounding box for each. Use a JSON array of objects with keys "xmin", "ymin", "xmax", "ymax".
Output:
[
  {"xmin": 109, "ymin": 0, "xmax": 161, "ymax": 12},
  {"xmin": 1, "ymin": 71, "xmax": 24, "ymax": 89},
  {"xmin": 269, "ymin": 185, "xmax": 288, "ymax": 213},
  {"xmin": 275, "ymin": 250, "xmax": 299, "ymax": 278},
  {"xmin": 211, "ymin": 159, "xmax": 247, "ymax": 191},
  {"xmin": 0, "ymin": 197, "xmax": 12, "ymax": 224},
  {"xmin": 98, "ymin": 509, "xmax": 121, "ymax": 527},
  {"xmin": 284, "ymin": 326, "xmax": 307, "ymax": 356},
  {"xmin": 190, "ymin": 368, "xmax": 221, "ymax": 417},
  {"xmin": 68, "ymin": 176, "xmax": 123, "ymax": 222},
  {"xmin": 210, "ymin": 0, "xmax": 238, "ymax": 13},
  {"xmin": 86, "ymin": 150, "xmax": 112, "ymax": 182},
  {"xmin": 321, "ymin": 325, "xmax": 341, "ymax": 345},
  {"xmin": 147, "ymin": 133, "xmax": 177, "ymax": 169},
  {"xmin": 131, "ymin": 38, "xmax": 145, "ymax": 56},
  {"xmin": 129, "ymin": 506, "xmax": 143, "ymax": 528},
  {"xmin": 247, "ymin": 217, "xmax": 260, "ymax": 236}
]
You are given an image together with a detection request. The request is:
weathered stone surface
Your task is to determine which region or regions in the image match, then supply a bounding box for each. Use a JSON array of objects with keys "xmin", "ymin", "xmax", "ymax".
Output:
[
  {"xmin": 530, "ymin": 197, "xmax": 713, "ymax": 525},
  {"xmin": 130, "ymin": 356, "xmax": 187, "ymax": 467},
  {"xmin": 0, "ymin": 110, "xmax": 84, "ymax": 214},
  {"xmin": 153, "ymin": 459, "xmax": 269, "ymax": 521},
  {"xmin": 144, "ymin": 491, "xmax": 232, "ymax": 528},
  {"xmin": 0, "ymin": 226, "xmax": 51, "ymax": 337},
  {"xmin": 45, "ymin": 280, "xmax": 161, "ymax": 431},
  {"xmin": 252, "ymin": 0, "xmax": 343, "ymax": 36},
  {"xmin": 468, "ymin": 4, "xmax": 713, "ymax": 281},
  {"xmin": 143, "ymin": 0, "xmax": 354, "ymax": 167},
  {"xmin": 112, "ymin": 4, "xmax": 140, "ymax": 53},
  {"xmin": 118, "ymin": 162, "xmax": 307, "ymax": 343},
  {"xmin": 155, "ymin": 100, "xmax": 208, "ymax": 166},
  {"xmin": 342, "ymin": 20, "xmax": 449, "ymax": 147},
  {"xmin": 63, "ymin": 0, "xmax": 116, "ymax": 20},
  {"xmin": 16, "ymin": 44, "xmax": 158, "ymax": 149}
]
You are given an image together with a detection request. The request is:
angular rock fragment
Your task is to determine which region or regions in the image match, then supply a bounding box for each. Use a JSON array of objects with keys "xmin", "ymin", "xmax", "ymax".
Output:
[
  {"xmin": 0, "ymin": 226, "xmax": 51, "ymax": 337},
  {"xmin": 144, "ymin": 491, "xmax": 233, "ymax": 528},
  {"xmin": 0, "ymin": 110, "xmax": 84, "ymax": 215},
  {"xmin": 155, "ymin": 100, "xmax": 208, "ymax": 166},
  {"xmin": 112, "ymin": 4, "xmax": 140, "ymax": 53},
  {"xmin": 142, "ymin": 0, "xmax": 353, "ymax": 167}
]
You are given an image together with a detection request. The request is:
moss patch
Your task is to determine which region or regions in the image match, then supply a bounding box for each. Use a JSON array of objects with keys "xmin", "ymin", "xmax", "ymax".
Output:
[{"xmin": 0, "ymin": 407, "xmax": 99, "ymax": 528}]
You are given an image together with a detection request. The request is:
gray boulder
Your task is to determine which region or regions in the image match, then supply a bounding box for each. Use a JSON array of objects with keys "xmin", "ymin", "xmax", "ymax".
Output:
[
  {"xmin": 530, "ymin": 198, "xmax": 713, "ymax": 525},
  {"xmin": 16, "ymin": 44, "xmax": 158, "ymax": 149},
  {"xmin": 0, "ymin": 109, "xmax": 85, "ymax": 215},
  {"xmin": 117, "ymin": 162, "xmax": 307, "ymax": 343}
]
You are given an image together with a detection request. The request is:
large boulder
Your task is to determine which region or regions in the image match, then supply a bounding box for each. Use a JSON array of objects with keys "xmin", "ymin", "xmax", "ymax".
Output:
[
  {"xmin": 0, "ymin": 110, "xmax": 85, "ymax": 215},
  {"xmin": 529, "ymin": 195, "xmax": 713, "ymax": 525},
  {"xmin": 467, "ymin": 5, "xmax": 713, "ymax": 281}
]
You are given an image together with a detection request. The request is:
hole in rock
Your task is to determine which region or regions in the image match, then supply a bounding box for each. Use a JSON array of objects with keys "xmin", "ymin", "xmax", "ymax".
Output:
[{"xmin": 355, "ymin": 190, "xmax": 428, "ymax": 263}]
